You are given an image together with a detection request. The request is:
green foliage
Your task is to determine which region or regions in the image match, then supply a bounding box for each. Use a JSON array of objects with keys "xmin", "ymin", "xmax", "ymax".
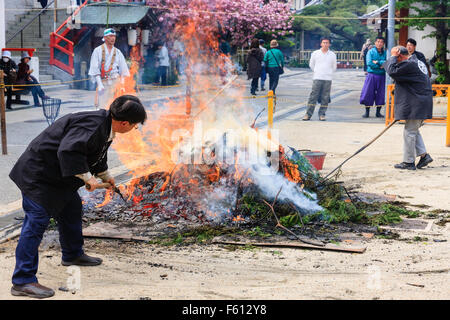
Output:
[
  {"xmin": 380, "ymin": 204, "xmax": 421, "ymax": 219},
  {"xmin": 287, "ymin": 60, "xmax": 309, "ymax": 68},
  {"xmin": 240, "ymin": 194, "xmax": 271, "ymax": 220},
  {"xmin": 277, "ymin": 39, "xmax": 296, "ymax": 49},
  {"xmin": 370, "ymin": 210, "xmax": 402, "ymax": 226},
  {"xmin": 292, "ymin": 0, "xmax": 386, "ymax": 50},
  {"xmin": 244, "ymin": 226, "xmax": 272, "ymax": 238},
  {"xmin": 280, "ymin": 213, "xmax": 301, "ymax": 227},
  {"xmin": 162, "ymin": 233, "xmax": 184, "ymax": 246},
  {"xmin": 183, "ymin": 225, "xmax": 236, "ymax": 243}
]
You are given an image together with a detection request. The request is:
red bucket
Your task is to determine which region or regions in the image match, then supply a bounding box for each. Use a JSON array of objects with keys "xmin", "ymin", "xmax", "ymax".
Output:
[{"xmin": 302, "ymin": 151, "xmax": 327, "ymax": 170}]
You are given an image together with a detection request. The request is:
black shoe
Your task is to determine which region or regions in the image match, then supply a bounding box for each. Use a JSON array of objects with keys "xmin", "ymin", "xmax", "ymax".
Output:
[
  {"xmin": 416, "ymin": 154, "xmax": 433, "ymax": 169},
  {"xmin": 363, "ymin": 107, "xmax": 370, "ymax": 118},
  {"xmin": 376, "ymin": 113, "xmax": 384, "ymax": 118},
  {"xmin": 255, "ymin": 88, "xmax": 259, "ymax": 92},
  {"xmin": 11, "ymin": 282, "xmax": 55, "ymax": 299},
  {"xmin": 62, "ymin": 253, "xmax": 102, "ymax": 266},
  {"xmin": 394, "ymin": 162, "xmax": 416, "ymax": 170},
  {"xmin": 6, "ymin": 105, "xmax": 12, "ymax": 110},
  {"xmin": 260, "ymin": 87, "xmax": 265, "ymax": 91}
]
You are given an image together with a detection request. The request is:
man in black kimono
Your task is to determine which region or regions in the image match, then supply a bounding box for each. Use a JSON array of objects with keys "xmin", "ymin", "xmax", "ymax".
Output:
[
  {"xmin": 383, "ymin": 46, "xmax": 433, "ymax": 170},
  {"xmin": 9, "ymin": 95, "xmax": 147, "ymax": 298}
]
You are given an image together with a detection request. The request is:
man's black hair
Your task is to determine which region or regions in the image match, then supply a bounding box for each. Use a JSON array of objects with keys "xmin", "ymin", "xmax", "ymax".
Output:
[
  {"xmin": 110, "ymin": 95, "xmax": 147, "ymax": 124},
  {"xmin": 406, "ymin": 38, "xmax": 417, "ymax": 46},
  {"xmin": 320, "ymin": 36, "xmax": 331, "ymax": 43},
  {"xmin": 375, "ymin": 36, "xmax": 385, "ymax": 42},
  {"xmin": 259, "ymin": 39, "xmax": 265, "ymax": 44},
  {"xmin": 398, "ymin": 46, "xmax": 409, "ymax": 56}
]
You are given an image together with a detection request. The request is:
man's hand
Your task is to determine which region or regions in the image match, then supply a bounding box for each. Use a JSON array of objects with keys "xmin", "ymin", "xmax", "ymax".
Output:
[
  {"xmin": 372, "ymin": 60, "xmax": 378, "ymax": 64},
  {"xmin": 97, "ymin": 81, "xmax": 105, "ymax": 93},
  {"xmin": 104, "ymin": 177, "xmax": 115, "ymax": 190},
  {"xmin": 85, "ymin": 176, "xmax": 101, "ymax": 192},
  {"xmin": 391, "ymin": 46, "xmax": 400, "ymax": 57}
]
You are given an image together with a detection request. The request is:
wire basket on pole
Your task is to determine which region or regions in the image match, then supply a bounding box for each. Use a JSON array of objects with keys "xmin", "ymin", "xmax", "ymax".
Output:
[{"xmin": 42, "ymin": 98, "xmax": 61, "ymax": 126}]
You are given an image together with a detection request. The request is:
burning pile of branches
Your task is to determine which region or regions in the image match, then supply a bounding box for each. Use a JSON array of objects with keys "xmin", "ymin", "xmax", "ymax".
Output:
[{"xmin": 81, "ymin": 144, "xmax": 324, "ymax": 226}]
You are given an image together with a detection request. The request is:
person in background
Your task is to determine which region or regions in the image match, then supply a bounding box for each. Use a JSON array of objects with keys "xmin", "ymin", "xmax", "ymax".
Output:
[
  {"xmin": 172, "ymin": 39, "xmax": 185, "ymax": 75},
  {"xmin": 383, "ymin": 46, "xmax": 433, "ymax": 170},
  {"xmin": 302, "ymin": 37, "xmax": 337, "ymax": 121},
  {"xmin": 16, "ymin": 52, "xmax": 49, "ymax": 107},
  {"xmin": 406, "ymin": 38, "xmax": 430, "ymax": 77},
  {"xmin": 360, "ymin": 39, "xmax": 372, "ymax": 75},
  {"xmin": 219, "ymin": 37, "xmax": 231, "ymax": 85},
  {"xmin": 37, "ymin": 0, "xmax": 48, "ymax": 8},
  {"xmin": 246, "ymin": 39, "xmax": 264, "ymax": 96},
  {"xmin": 88, "ymin": 28, "xmax": 130, "ymax": 109},
  {"xmin": 258, "ymin": 39, "xmax": 267, "ymax": 91},
  {"xmin": 156, "ymin": 42, "xmax": 170, "ymax": 86},
  {"xmin": 263, "ymin": 39, "xmax": 284, "ymax": 95},
  {"xmin": 360, "ymin": 36, "xmax": 386, "ymax": 118},
  {"xmin": 0, "ymin": 51, "xmax": 17, "ymax": 110},
  {"xmin": 9, "ymin": 95, "xmax": 147, "ymax": 299}
]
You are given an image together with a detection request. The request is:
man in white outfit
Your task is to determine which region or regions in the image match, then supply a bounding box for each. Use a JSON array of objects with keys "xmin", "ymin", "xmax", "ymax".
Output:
[
  {"xmin": 156, "ymin": 42, "xmax": 170, "ymax": 86},
  {"xmin": 303, "ymin": 37, "xmax": 337, "ymax": 121},
  {"xmin": 89, "ymin": 28, "xmax": 130, "ymax": 109}
]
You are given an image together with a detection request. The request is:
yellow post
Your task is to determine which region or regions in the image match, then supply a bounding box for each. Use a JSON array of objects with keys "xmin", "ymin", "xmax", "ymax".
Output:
[
  {"xmin": 0, "ymin": 70, "xmax": 7, "ymax": 155},
  {"xmin": 446, "ymin": 88, "xmax": 450, "ymax": 147},
  {"xmin": 268, "ymin": 90, "xmax": 274, "ymax": 140}
]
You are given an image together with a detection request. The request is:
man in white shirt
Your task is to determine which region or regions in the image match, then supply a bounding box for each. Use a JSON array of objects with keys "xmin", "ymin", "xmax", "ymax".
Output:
[
  {"xmin": 303, "ymin": 37, "xmax": 337, "ymax": 121},
  {"xmin": 156, "ymin": 42, "xmax": 170, "ymax": 86},
  {"xmin": 89, "ymin": 28, "xmax": 130, "ymax": 109}
]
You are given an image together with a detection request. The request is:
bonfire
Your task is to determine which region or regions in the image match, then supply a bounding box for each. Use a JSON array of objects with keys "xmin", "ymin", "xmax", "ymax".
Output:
[{"xmin": 80, "ymin": 10, "xmax": 418, "ymax": 248}]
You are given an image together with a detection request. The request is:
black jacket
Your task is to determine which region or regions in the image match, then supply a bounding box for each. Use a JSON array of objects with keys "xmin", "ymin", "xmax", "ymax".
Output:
[
  {"xmin": 9, "ymin": 110, "xmax": 113, "ymax": 217},
  {"xmin": 411, "ymin": 50, "xmax": 427, "ymax": 67},
  {"xmin": 0, "ymin": 59, "xmax": 18, "ymax": 84},
  {"xmin": 383, "ymin": 55, "xmax": 433, "ymax": 120},
  {"xmin": 246, "ymin": 48, "xmax": 263, "ymax": 80}
]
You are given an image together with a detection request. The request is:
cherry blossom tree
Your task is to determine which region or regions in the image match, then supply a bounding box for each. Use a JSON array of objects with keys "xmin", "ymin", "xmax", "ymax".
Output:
[{"xmin": 145, "ymin": 0, "xmax": 293, "ymax": 45}]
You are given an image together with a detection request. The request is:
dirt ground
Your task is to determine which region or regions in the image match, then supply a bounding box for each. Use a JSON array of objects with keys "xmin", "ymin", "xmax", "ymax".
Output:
[{"xmin": 0, "ymin": 120, "xmax": 449, "ymax": 300}]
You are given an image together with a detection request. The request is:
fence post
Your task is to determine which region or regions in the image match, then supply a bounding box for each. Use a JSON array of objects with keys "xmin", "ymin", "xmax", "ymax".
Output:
[
  {"xmin": 446, "ymin": 88, "xmax": 450, "ymax": 147},
  {"xmin": 268, "ymin": 90, "xmax": 274, "ymax": 140},
  {"xmin": 0, "ymin": 70, "xmax": 7, "ymax": 155}
]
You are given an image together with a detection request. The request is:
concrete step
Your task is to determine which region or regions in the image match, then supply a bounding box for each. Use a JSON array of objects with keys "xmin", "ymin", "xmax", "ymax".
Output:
[
  {"xmin": 42, "ymin": 84, "xmax": 70, "ymax": 92},
  {"xmin": 39, "ymin": 75, "xmax": 54, "ymax": 82}
]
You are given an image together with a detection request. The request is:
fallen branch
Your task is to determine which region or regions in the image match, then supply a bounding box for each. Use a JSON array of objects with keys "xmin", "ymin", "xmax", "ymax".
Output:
[
  {"xmin": 212, "ymin": 240, "xmax": 366, "ymax": 254},
  {"xmin": 262, "ymin": 186, "xmax": 325, "ymax": 247}
]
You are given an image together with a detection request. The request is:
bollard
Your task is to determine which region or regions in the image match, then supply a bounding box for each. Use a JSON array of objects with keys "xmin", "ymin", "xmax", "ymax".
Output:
[
  {"xmin": 447, "ymin": 90, "xmax": 450, "ymax": 147},
  {"xmin": 268, "ymin": 90, "xmax": 274, "ymax": 140},
  {"xmin": 0, "ymin": 70, "xmax": 7, "ymax": 155}
]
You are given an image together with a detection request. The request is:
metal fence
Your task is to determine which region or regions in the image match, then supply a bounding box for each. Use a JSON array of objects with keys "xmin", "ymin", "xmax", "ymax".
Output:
[{"xmin": 235, "ymin": 49, "xmax": 364, "ymax": 69}]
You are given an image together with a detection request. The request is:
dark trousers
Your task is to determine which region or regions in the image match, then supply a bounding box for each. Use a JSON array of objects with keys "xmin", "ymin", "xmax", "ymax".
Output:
[
  {"xmin": 260, "ymin": 66, "xmax": 266, "ymax": 89},
  {"xmin": 5, "ymin": 86, "xmax": 12, "ymax": 108},
  {"xmin": 12, "ymin": 193, "xmax": 84, "ymax": 285},
  {"xmin": 250, "ymin": 77, "xmax": 259, "ymax": 95},
  {"xmin": 267, "ymin": 67, "xmax": 280, "ymax": 94},
  {"xmin": 26, "ymin": 76, "xmax": 46, "ymax": 106},
  {"xmin": 158, "ymin": 66, "xmax": 168, "ymax": 86}
]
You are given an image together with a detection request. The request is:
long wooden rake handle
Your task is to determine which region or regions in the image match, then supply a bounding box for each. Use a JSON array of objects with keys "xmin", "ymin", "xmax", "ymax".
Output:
[{"xmin": 323, "ymin": 120, "xmax": 399, "ymax": 180}]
